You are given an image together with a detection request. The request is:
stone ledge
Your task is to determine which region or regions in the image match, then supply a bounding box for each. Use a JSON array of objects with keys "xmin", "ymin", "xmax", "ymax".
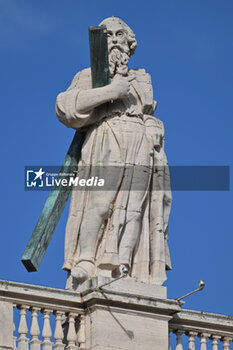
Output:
[
  {"xmin": 79, "ymin": 276, "xmax": 167, "ymax": 298},
  {"xmin": 0, "ymin": 279, "xmax": 83, "ymax": 312},
  {"xmin": 170, "ymin": 308, "xmax": 233, "ymax": 337},
  {"xmin": 0, "ymin": 279, "xmax": 181, "ymax": 316}
]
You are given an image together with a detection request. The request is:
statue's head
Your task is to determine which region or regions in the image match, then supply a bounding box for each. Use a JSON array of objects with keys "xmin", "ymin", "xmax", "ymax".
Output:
[
  {"xmin": 99, "ymin": 17, "xmax": 137, "ymax": 57},
  {"xmin": 99, "ymin": 17, "xmax": 137, "ymax": 77}
]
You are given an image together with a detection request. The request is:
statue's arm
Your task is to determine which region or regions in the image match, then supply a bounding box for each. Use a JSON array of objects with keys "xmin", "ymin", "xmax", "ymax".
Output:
[
  {"xmin": 76, "ymin": 80, "xmax": 122, "ymax": 114},
  {"xmin": 56, "ymin": 72, "xmax": 132, "ymax": 129}
]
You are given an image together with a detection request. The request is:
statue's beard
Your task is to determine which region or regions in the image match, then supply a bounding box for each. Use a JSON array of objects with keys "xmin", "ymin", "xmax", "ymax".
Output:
[{"xmin": 108, "ymin": 47, "xmax": 129, "ymax": 78}]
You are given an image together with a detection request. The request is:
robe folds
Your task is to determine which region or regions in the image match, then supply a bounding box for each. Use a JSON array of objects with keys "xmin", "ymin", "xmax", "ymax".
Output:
[{"xmin": 56, "ymin": 67, "xmax": 172, "ymax": 285}]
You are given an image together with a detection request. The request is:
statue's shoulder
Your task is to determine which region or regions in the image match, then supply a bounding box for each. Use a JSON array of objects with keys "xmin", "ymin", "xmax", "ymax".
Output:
[
  {"xmin": 130, "ymin": 68, "xmax": 152, "ymax": 85},
  {"xmin": 68, "ymin": 68, "xmax": 92, "ymax": 90},
  {"xmin": 77, "ymin": 67, "xmax": 91, "ymax": 79}
]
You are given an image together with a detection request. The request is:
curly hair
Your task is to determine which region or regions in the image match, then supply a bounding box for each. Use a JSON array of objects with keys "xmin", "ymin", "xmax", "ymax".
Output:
[{"xmin": 99, "ymin": 17, "xmax": 137, "ymax": 56}]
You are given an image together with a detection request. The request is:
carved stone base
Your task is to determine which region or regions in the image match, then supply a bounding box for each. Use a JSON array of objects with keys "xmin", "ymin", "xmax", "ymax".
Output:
[
  {"xmin": 78, "ymin": 276, "xmax": 167, "ymax": 299},
  {"xmin": 79, "ymin": 278, "xmax": 180, "ymax": 350}
]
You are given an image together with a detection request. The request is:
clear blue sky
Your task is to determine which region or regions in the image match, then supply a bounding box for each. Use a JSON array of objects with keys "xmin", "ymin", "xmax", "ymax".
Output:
[{"xmin": 1, "ymin": 0, "xmax": 233, "ymax": 317}]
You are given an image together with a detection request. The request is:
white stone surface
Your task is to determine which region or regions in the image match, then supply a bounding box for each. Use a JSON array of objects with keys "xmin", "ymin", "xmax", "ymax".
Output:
[
  {"xmin": 85, "ymin": 306, "xmax": 171, "ymax": 350},
  {"xmin": 0, "ymin": 301, "xmax": 13, "ymax": 350},
  {"xmin": 56, "ymin": 17, "xmax": 172, "ymax": 287},
  {"xmin": 77, "ymin": 276, "xmax": 167, "ymax": 299},
  {"xmin": 0, "ymin": 280, "xmax": 180, "ymax": 350},
  {"xmin": 1, "ymin": 280, "xmax": 233, "ymax": 350},
  {"xmin": 170, "ymin": 308, "xmax": 233, "ymax": 337}
]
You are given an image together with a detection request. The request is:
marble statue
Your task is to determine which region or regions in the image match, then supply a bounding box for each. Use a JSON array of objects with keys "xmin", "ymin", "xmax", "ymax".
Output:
[{"xmin": 56, "ymin": 17, "xmax": 172, "ymax": 287}]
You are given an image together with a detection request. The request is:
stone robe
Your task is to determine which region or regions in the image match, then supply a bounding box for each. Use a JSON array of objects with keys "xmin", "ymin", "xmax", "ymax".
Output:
[{"xmin": 56, "ymin": 68, "xmax": 172, "ymax": 285}]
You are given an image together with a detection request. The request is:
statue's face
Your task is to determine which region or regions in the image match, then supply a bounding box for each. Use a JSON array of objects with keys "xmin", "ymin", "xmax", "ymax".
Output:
[{"xmin": 106, "ymin": 21, "xmax": 129, "ymax": 54}]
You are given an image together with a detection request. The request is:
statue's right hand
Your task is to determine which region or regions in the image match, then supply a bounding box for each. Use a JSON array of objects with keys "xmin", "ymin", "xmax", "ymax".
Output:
[{"xmin": 111, "ymin": 74, "xmax": 135, "ymax": 99}]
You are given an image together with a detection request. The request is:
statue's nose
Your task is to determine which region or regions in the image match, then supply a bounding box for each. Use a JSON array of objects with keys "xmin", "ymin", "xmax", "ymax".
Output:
[{"xmin": 112, "ymin": 35, "xmax": 117, "ymax": 44}]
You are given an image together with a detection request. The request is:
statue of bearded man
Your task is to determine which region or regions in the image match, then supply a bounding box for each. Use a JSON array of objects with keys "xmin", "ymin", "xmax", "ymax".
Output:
[{"xmin": 56, "ymin": 17, "xmax": 172, "ymax": 289}]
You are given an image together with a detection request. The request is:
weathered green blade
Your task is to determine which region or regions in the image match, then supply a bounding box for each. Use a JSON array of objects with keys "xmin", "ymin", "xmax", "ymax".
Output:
[
  {"xmin": 89, "ymin": 25, "xmax": 110, "ymax": 88},
  {"xmin": 21, "ymin": 131, "xmax": 86, "ymax": 271},
  {"xmin": 22, "ymin": 25, "xmax": 110, "ymax": 272}
]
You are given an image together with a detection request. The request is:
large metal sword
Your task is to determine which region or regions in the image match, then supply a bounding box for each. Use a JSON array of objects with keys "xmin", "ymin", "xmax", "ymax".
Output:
[{"xmin": 21, "ymin": 25, "xmax": 110, "ymax": 272}]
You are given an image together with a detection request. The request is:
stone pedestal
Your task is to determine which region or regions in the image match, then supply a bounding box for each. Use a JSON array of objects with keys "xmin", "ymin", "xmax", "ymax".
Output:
[{"xmin": 79, "ymin": 277, "xmax": 181, "ymax": 350}]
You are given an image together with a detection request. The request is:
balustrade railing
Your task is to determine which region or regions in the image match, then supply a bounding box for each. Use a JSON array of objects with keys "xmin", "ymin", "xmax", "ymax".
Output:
[
  {"xmin": 1, "ymin": 280, "xmax": 233, "ymax": 350},
  {"xmin": 14, "ymin": 306, "xmax": 84, "ymax": 350},
  {"xmin": 0, "ymin": 280, "xmax": 85, "ymax": 350},
  {"xmin": 169, "ymin": 308, "xmax": 233, "ymax": 349}
]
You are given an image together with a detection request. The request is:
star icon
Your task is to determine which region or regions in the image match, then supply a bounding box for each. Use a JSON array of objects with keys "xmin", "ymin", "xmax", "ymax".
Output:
[{"xmin": 34, "ymin": 168, "xmax": 45, "ymax": 181}]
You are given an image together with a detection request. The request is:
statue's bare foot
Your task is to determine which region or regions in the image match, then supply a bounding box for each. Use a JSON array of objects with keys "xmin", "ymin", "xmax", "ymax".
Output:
[{"xmin": 71, "ymin": 261, "xmax": 94, "ymax": 282}]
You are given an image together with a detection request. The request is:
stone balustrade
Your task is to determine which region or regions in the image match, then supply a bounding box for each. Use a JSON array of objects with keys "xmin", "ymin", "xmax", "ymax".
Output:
[
  {"xmin": 1, "ymin": 279, "xmax": 233, "ymax": 350},
  {"xmin": 169, "ymin": 308, "xmax": 233, "ymax": 349},
  {"xmin": 15, "ymin": 306, "xmax": 85, "ymax": 350},
  {"xmin": 0, "ymin": 280, "xmax": 85, "ymax": 350}
]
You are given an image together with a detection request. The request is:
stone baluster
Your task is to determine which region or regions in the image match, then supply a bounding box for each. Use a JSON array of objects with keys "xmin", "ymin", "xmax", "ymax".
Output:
[
  {"xmin": 174, "ymin": 330, "xmax": 183, "ymax": 350},
  {"xmin": 222, "ymin": 337, "xmax": 231, "ymax": 350},
  {"xmin": 211, "ymin": 335, "xmax": 221, "ymax": 350},
  {"xmin": 13, "ymin": 319, "xmax": 17, "ymax": 350},
  {"xmin": 78, "ymin": 314, "xmax": 86, "ymax": 350},
  {"xmin": 42, "ymin": 309, "xmax": 53, "ymax": 350},
  {"xmin": 199, "ymin": 333, "xmax": 210, "ymax": 350},
  {"xmin": 54, "ymin": 311, "xmax": 65, "ymax": 350},
  {"xmin": 17, "ymin": 305, "xmax": 29, "ymax": 350},
  {"xmin": 186, "ymin": 331, "xmax": 197, "ymax": 350},
  {"xmin": 67, "ymin": 313, "xmax": 78, "ymax": 350},
  {"xmin": 29, "ymin": 307, "xmax": 41, "ymax": 350}
]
